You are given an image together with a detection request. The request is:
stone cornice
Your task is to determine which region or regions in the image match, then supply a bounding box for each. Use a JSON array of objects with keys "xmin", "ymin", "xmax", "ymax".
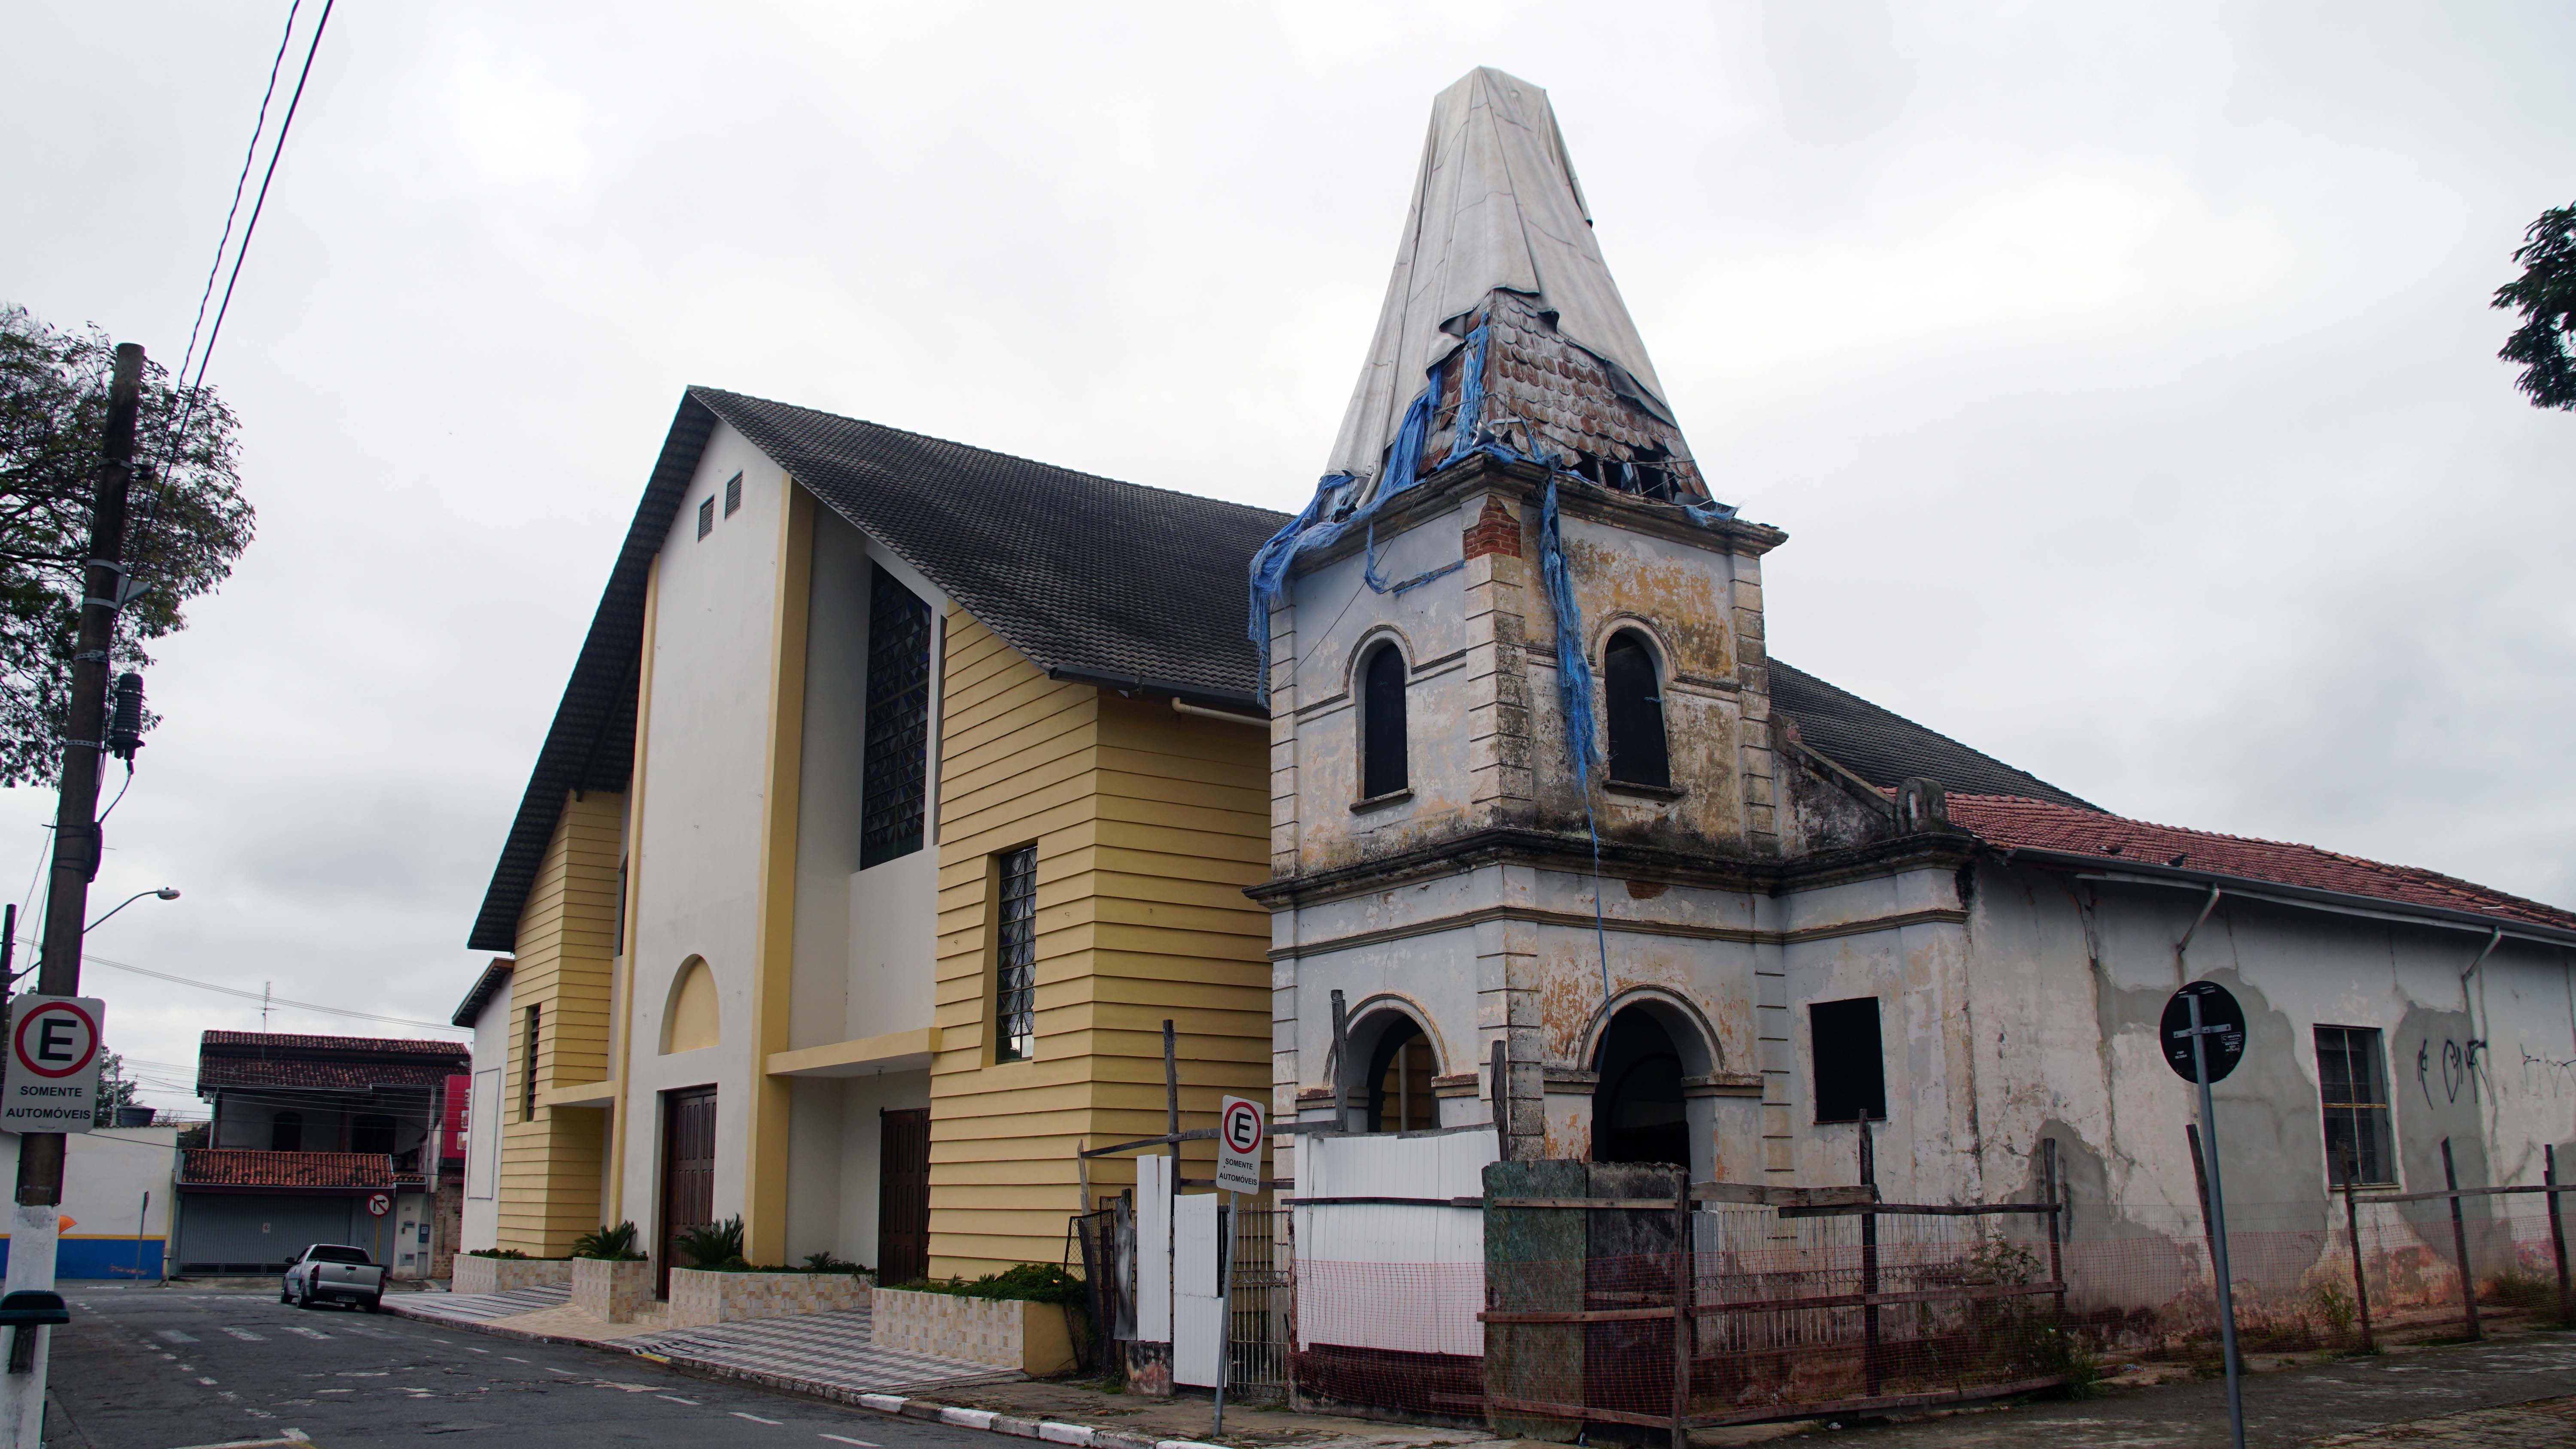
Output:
[{"xmin": 1266, "ymin": 902, "xmax": 1971, "ymax": 962}]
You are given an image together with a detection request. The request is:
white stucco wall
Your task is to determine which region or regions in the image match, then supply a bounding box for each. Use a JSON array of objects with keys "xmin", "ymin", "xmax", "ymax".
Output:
[
  {"xmin": 619, "ymin": 420, "xmax": 788, "ymax": 1240},
  {"xmin": 461, "ymin": 971, "xmax": 513, "ymax": 1252}
]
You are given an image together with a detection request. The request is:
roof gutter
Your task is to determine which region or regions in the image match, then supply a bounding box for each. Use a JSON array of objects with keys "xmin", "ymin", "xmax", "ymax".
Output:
[
  {"xmin": 1044, "ymin": 665, "xmax": 1264, "ymax": 715},
  {"xmin": 2004, "ymin": 847, "xmax": 2576, "ymax": 951}
]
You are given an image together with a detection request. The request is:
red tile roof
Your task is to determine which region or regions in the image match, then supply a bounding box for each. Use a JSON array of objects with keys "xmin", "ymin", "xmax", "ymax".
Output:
[
  {"xmin": 178, "ymin": 1149, "xmax": 394, "ymax": 1191},
  {"xmin": 1948, "ymin": 794, "xmax": 2576, "ymax": 934},
  {"xmin": 196, "ymin": 1031, "xmax": 471, "ymax": 1097}
]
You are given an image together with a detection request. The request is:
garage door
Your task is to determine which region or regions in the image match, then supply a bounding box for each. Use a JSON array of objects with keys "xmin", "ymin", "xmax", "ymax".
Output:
[{"xmin": 177, "ymin": 1194, "xmax": 361, "ymax": 1273}]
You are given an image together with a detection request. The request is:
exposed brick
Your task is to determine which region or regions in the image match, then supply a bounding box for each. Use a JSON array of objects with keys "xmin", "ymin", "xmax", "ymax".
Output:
[{"xmin": 1462, "ymin": 497, "xmax": 1523, "ymax": 560}]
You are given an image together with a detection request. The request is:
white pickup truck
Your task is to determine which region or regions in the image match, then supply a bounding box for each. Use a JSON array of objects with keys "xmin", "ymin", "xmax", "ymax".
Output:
[{"xmin": 280, "ymin": 1244, "xmax": 388, "ymax": 1311}]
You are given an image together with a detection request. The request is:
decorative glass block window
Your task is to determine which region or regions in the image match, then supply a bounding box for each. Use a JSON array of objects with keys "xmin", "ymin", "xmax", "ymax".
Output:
[
  {"xmin": 860, "ymin": 565, "xmax": 933, "ymax": 869},
  {"xmin": 696, "ymin": 497, "xmax": 714, "ymax": 540},
  {"xmin": 723, "ymin": 471, "xmax": 743, "ymax": 517},
  {"xmin": 995, "ymin": 845, "xmax": 1038, "ymax": 1062},
  {"xmin": 2316, "ymin": 1025, "xmax": 2396, "ymax": 1187}
]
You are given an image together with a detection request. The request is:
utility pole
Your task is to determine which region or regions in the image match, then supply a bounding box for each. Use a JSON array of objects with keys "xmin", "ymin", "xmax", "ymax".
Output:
[{"xmin": 2, "ymin": 342, "xmax": 145, "ymax": 1449}]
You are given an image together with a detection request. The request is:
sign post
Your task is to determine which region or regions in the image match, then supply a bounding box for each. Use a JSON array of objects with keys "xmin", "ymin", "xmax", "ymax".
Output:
[
  {"xmin": 1212, "ymin": 1096, "xmax": 1263, "ymax": 1435},
  {"xmin": 2163, "ymin": 980, "xmax": 2246, "ymax": 1449}
]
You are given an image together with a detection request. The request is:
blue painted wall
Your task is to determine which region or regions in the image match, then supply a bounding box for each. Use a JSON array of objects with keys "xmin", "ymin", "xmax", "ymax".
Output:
[{"xmin": 0, "ymin": 1236, "xmax": 167, "ymax": 1280}]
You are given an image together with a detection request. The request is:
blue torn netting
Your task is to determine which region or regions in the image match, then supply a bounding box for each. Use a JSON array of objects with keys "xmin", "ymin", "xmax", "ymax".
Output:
[{"xmin": 1537, "ymin": 476, "xmax": 1596, "ymax": 782}]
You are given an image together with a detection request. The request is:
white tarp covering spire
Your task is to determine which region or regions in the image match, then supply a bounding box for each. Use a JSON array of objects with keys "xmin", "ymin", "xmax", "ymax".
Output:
[{"xmin": 1326, "ymin": 66, "xmax": 1679, "ymax": 490}]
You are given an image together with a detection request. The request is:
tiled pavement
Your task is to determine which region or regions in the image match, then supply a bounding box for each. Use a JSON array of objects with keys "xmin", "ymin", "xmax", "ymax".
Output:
[
  {"xmin": 2308, "ymin": 1394, "xmax": 2576, "ymax": 1446},
  {"xmin": 625, "ymin": 1307, "xmax": 1024, "ymax": 1397},
  {"xmin": 392, "ymin": 1282, "xmax": 571, "ymax": 1322}
]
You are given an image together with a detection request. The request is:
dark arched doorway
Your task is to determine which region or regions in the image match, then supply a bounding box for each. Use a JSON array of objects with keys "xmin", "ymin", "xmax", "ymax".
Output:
[
  {"xmin": 1365, "ymin": 1016, "xmax": 1437, "ymax": 1133},
  {"xmin": 1592, "ymin": 1007, "xmax": 1688, "ymax": 1165}
]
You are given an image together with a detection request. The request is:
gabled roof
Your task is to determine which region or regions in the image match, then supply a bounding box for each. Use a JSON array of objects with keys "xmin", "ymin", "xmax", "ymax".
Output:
[
  {"xmin": 1950, "ymin": 793, "xmax": 2576, "ymax": 940},
  {"xmin": 179, "ymin": 1149, "xmax": 393, "ymax": 1191},
  {"xmin": 1771, "ymin": 661, "xmax": 2097, "ymax": 810},
  {"xmin": 451, "ymin": 958, "xmax": 512, "ymax": 1028},
  {"xmin": 466, "ymin": 388, "xmax": 1286, "ymax": 953}
]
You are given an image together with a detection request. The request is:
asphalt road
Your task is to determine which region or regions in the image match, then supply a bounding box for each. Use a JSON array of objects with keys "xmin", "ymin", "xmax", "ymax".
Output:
[{"xmin": 39, "ymin": 1281, "xmax": 997, "ymax": 1449}]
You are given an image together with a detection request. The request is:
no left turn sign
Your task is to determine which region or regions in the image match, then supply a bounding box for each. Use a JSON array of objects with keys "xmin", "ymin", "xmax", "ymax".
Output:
[{"xmin": 1, "ymin": 996, "xmax": 107, "ymax": 1133}]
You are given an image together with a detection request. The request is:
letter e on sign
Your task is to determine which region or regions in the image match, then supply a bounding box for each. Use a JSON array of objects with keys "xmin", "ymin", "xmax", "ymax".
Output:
[
  {"xmin": 2, "ymin": 996, "xmax": 107, "ymax": 1134},
  {"xmin": 1216, "ymin": 1095, "xmax": 1264, "ymax": 1195}
]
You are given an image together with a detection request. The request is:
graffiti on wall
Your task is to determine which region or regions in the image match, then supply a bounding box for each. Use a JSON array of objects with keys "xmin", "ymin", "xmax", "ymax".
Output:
[{"xmin": 2416, "ymin": 1036, "xmax": 2488, "ymax": 1107}]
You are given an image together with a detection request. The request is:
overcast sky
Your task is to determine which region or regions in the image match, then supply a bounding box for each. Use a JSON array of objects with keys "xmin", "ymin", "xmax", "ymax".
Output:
[{"xmin": 4, "ymin": 3, "xmax": 2570, "ymax": 1113}]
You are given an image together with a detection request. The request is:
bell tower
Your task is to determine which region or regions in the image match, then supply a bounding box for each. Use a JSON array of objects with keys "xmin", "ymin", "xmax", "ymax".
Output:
[{"xmin": 1255, "ymin": 69, "xmax": 1784, "ymax": 1174}]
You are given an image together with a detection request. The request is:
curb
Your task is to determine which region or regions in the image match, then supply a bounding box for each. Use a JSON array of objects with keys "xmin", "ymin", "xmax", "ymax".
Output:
[{"xmin": 380, "ymin": 1297, "xmax": 1225, "ymax": 1449}]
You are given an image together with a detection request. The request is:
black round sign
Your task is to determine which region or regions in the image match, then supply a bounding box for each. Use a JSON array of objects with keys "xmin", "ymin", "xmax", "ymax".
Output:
[{"xmin": 2161, "ymin": 981, "xmax": 2246, "ymax": 1084}]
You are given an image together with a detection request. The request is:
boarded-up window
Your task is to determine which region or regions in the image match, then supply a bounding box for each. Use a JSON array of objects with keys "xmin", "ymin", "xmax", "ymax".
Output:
[
  {"xmin": 2316, "ymin": 1025, "xmax": 2396, "ymax": 1187},
  {"xmin": 520, "ymin": 1005, "xmax": 541, "ymax": 1121},
  {"xmin": 995, "ymin": 845, "xmax": 1038, "ymax": 1061},
  {"xmin": 1604, "ymin": 631, "xmax": 1669, "ymax": 787},
  {"xmin": 860, "ymin": 565, "xmax": 933, "ymax": 869},
  {"xmin": 1361, "ymin": 643, "xmax": 1408, "ymax": 799},
  {"xmin": 1810, "ymin": 996, "xmax": 1886, "ymax": 1123}
]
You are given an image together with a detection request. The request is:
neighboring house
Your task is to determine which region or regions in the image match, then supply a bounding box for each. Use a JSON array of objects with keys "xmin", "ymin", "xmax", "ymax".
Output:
[
  {"xmin": 178, "ymin": 1031, "xmax": 469, "ymax": 1277},
  {"xmin": 452, "ymin": 958, "xmax": 512, "ymax": 1257},
  {"xmin": 0, "ymin": 1128, "xmax": 178, "ymax": 1280},
  {"xmin": 468, "ymin": 65, "xmax": 2576, "ymax": 1296}
]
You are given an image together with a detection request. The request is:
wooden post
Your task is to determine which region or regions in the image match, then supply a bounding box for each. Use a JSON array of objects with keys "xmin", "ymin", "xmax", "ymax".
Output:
[
  {"xmin": 2042, "ymin": 1138, "xmax": 2066, "ymax": 1320},
  {"xmin": 2185, "ymin": 1123, "xmax": 2239, "ymax": 1376},
  {"xmin": 2441, "ymin": 1137, "xmax": 2482, "ymax": 1340},
  {"xmin": 1163, "ymin": 1019, "xmax": 1179, "ymax": 1141},
  {"xmin": 1858, "ymin": 1122, "xmax": 1880, "ymax": 1397},
  {"xmin": 1328, "ymin": 991, "xmax": 1351, "ymax": 1133},
  {"xmin": 1489, "ymin": 1038, "xmax": 1510, "ymax": 1161},
  {"xmin": 2547, "ymin": 1145, "xmax": 2572, "ymax": 1329},
  {"xmin": 2342, "ymin": 1146, "xmax": 2373, "ymax": 1353},
  {"xmin": 1671, "ymin": 1173, "xmax": 1691, "ymax": 1449}
]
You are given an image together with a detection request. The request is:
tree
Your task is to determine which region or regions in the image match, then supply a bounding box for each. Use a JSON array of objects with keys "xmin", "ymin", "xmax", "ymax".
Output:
[
  {"xmin": 0, "ymin": 305, "xmax": 255, "ymax": 787},
  {"xmin": 2492, "ymin": 203, "xmax": 2576, "ymax": 411},
  {"xmin": 91, "ymin": 1051, "xmax": 141, "ymax": 1127}
]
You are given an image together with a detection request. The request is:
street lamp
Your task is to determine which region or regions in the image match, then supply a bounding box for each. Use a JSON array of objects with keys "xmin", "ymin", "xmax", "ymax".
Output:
[{"xmin": 84, "ymin": 888, "xmax": 179, "ymax": 934}]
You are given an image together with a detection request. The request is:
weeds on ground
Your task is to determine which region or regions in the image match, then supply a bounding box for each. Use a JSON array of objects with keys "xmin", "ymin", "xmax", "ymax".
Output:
[{"xmin": 2480, "ymin": 1268, "xmax": 2559, "ymax": 1313}]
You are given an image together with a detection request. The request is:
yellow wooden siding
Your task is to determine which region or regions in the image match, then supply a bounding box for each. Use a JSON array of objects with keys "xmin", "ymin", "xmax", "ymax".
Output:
[
  {"xmin": 925, "ymin": 613, "xmax": 1270, "ymax": 1275},
  {"xmin": 495, "ymin": 788, "xmax": 622, "ymax": 1255}
]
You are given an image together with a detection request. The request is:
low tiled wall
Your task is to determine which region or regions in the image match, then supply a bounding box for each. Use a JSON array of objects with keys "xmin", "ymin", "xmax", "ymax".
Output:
[
  {"xmin": 872, "ymin": 1287, "xmax": 1076, "ymax": 1375},
  {"xmin": 571, "ymin": 1257, "xmax": 654, "ymax": 1322},
  {"xmin": 452, "ymin": 1256, "xmax": 573, "ymax": 1296},
  {"xmin": 665, "ymin": 1268, "xmax": 870, "ymax": 1329}
]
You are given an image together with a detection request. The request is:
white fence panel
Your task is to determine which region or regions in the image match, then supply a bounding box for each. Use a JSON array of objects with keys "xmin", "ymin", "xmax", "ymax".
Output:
[
  {"xmin": 1172, "ymin": 1192, "xmax": 1225, "ymax": 1387},
  {"xmin": 1294, "ymin": 1128, "xmax": 1492, "ymax": 1357},
  {"xmin": 1135, "ymin": 1152, "xmax": 1172, "ymax": 1342}
]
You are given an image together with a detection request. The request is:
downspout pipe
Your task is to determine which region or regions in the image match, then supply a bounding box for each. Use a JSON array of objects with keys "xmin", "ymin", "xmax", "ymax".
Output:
[{"xmin": 2175, "ymin": 885, "xmax": 2223, "ymax": 982}]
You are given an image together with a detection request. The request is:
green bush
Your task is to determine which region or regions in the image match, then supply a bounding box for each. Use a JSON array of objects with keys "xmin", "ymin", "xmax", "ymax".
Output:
[
  {"xmin": 901, "ymin": 1262, "xmax": 1085, "ymax": 1306},
  {"xmin": 465, "ymin": 1248, "xmax": 532, "ymax": 1260},
  {"xmin": 572, "ymin": 1222, "xmax": 646, "ymax": 1261},
  {"xmin": 673, "ymin": 1216, "xmax": 746, "ymax": 1270}
]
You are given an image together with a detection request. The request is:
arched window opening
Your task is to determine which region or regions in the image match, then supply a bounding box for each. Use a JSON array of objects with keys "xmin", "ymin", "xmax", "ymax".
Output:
[
  {"xmin": 1365, "ymin": 1017, "xmax": 1437, "ymax": 1133},
  {"xmin": 351, "ymin": 1113, "xmax": 397, "ymax": 1155},
  {"xmin": 1604, "ymin": 631, "xmax": 1669, "ymax": 788},
  {"xmin": 270, "ymin": 1110, "xmax": 303, "ymax": 1153},
  {"xmin": 1592, "ymin": 1007, "xmax": 1688, "ymax": 1165},
  {"xmin": 662, "ymin": 957, "xmax": 720, "ymax": 1055},
  {"xmin": 1360, "ymin": 643, "xmax": 1409, "ymax": 798}
]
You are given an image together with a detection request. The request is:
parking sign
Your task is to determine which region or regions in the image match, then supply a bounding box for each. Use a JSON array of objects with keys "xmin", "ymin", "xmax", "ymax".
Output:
[
  {"xmin": 2, "ymin": 996, "xmax": 106, "ymax": 1133},
  {"xmin": 1215, "ymin": 1095, "xmax": 1264, "ymax": 1195}
]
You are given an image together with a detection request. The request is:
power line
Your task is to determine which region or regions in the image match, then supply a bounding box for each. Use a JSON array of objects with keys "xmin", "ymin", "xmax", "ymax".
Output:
[
  {"xmin": 19, "ymin": 942, "xmax": 465, "ymax": 1034},
  {"xmin": 131, "ymin": 0, "xmax": 338, "ymax": 584},
  {"xmin": 164, "ymin": 0, "xmax": 303, "ymax": 423}
]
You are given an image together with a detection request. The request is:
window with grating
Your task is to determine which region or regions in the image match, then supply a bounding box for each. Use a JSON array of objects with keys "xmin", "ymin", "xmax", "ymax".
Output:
[
  {"xmin": 994, "ymin": 845, "xmax": 1038, "ymax": 1061},
  {"xmin": 723, "ymin": 471, "xmax": 743, "ymax": 517},
  {"xmin": 2316, "ymin": 1025, "xmax": 2396, "ymax": 1187},
  {"xmin": 696, "ymin": 497, "xmax": 714, "ymax": 540},
  {"xmin": 860, "ymin": 565, "xmax": 933, "ymax": 869}
]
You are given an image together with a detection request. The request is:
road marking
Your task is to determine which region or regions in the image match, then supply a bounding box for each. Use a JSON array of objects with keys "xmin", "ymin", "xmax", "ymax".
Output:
[
  {"xmin": 733, "ymin": 1412, "xmax": 784, "ymax": 1425},
  {"xmin": 197, "ymin": 1377, "xmax": 219, "ymax": 1385},
  {"xmin": 281, "ymin": 1327, "xmax": 330, "ymax": 1340},
  {"xmin": 314, "ymin": 1390, "xmax": 352, "ymax": 1395},
  {"xmin": 157, "ymin": 1330, "xmax": 198, "ymax": 1343},
  {"xmin": 465, "ymin": 1346, "xmax": 490, "ymax": 1353},
  {"xmin": 504, "ymin": 1356, "xmax": 529, "ymax": 1363},
  {"xmin": 658, "ymin": 1395, "xmax": 702, "ymax": 1405},
  {"xmin": 597, "ymin": 1382, "xmax": 656, "ymax": 1393},
  {"xmin": 220, "ymin": 1327, "xmax": 264, "ymax": 1340},
  {"xmin": 544, "ymin": 1366, "xmax": 575, "ymax": 1375},
  {"xmin": 335, "ymin": 1371, "xmax": 388, "ymax": 1377},
  {"xmin": 819, "ymin": 1436, "xmax": 880, "ymax": 1446}
]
